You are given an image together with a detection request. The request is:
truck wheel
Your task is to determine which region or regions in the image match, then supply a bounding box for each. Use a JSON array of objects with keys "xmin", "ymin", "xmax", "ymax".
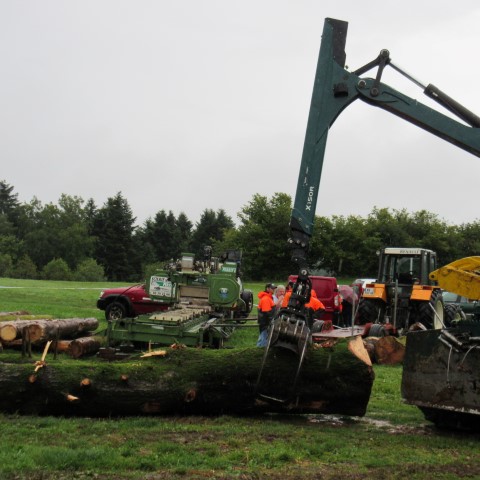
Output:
[
  {"xmin": 105, "ymin": 301, "xmax": 127, "ymax": 321},
  {"xmin": 415, "ymin": 290, "xmax": 444, "ymax": 329},
  {"xmin": 357, "ymin": 299, "xmax": 385, "ymax": 324},
  {"xmin": 444, "ymin": 303, "xmax": 466, "ymax": 326}
]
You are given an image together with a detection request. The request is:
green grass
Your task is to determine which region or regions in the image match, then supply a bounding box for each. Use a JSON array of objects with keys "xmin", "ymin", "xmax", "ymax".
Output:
[{"xmin": 1, "ymin": 278, "xmax": 480, "ymax": 479}]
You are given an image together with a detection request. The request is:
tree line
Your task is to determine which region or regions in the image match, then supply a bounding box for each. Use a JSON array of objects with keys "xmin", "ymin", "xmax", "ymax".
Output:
[{"xmin": 1, "ymin": 180, "xmax": 479, "ymax": 282}]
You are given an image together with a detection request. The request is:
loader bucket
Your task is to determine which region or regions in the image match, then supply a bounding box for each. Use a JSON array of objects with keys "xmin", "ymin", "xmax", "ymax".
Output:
[{"xmin": 401, "ymin": 323, "xmax": 480, "ymax": 430}]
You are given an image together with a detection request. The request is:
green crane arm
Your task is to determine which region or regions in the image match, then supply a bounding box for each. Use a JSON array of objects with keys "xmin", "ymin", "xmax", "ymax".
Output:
[{"xmin": 290, "ymin": 17, "xmax": 480, "ymax": 267}]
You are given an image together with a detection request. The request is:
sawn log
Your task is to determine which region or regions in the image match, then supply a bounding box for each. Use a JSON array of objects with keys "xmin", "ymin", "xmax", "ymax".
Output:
[
  {"xmin": 67, "ymin": 336, "xmax": 103, "ymax": 359},
  {"xmin": 0, "ymin": 336, "xmax": 374, "ymax": 417},
  {"xmin": 0, "ymin": 318, "xmax": 99, "ymax": 344}
]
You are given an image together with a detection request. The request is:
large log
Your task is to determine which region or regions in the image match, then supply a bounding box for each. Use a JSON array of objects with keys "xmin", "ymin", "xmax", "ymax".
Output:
[
  {"xmin": 67, "ymin": 336, "xmax": 103, "ymax": 359},
  {"xmin": 373, "ymin": 336, "xmax": 405, "ymax": 365},
  {"xmin": 28, "ymin": 318, "xmax": 99, "ymax": 344},
  {"xmin": 0, "ymin": 320, "xmax": 41, "ymax": 342},
  {"xmin": 0, "ymin": 318, "xmax": 99, "ymax": 344},
  {"xmin": 0, "ymin": 336, "xmax": 374, "ymax": 417}
]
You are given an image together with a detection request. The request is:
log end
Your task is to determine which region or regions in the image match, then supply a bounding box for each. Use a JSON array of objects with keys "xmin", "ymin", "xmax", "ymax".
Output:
[
  {"xmin": 374, "ymin": 336, "xmax": 405, "ymax": 365},
  {"xmin": 0, "ymin": 324, "xmax": 18, "ymax": 342},
  {"xmin": 348, "ymin": 335, "xmax": 372, "ymax": 367},
  {"xmin": 80, "ymin": 378, "xmax": 91, "ymax": 388}
]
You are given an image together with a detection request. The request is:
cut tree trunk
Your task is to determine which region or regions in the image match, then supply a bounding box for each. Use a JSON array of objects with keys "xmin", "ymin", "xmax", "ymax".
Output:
[
  {"xmin": 0, "ymin": 320, "xmax": 42, "ymax": 342},
  {"xmin": 67, "ymin": 337, "xmax": 103, "ymax": 359},
  {"xmin": 0, "ymin": 318, "xmax": 99, "ymax": 344},
  {"xmin": 373, "ymin": 335, "xmax": 405, "ymax": 365},
  {"xmin": 0, "ymin": 336, "xmax": 374, "ymax": 417}
]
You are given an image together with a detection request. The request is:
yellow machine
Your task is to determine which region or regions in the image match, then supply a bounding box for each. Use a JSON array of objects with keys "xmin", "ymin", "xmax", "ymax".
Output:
[{"xmin": 429, "ymin": 256, "xmax": 480, "ymax": 300}]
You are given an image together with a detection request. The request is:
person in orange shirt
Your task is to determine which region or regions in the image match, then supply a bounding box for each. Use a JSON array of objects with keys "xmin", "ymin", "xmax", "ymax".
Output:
[
  {"xmin": 306, "ymin": 289, "xmax": 327, "ymax": 332},
  {"xmin": 281, "ymin": 287, "xmax": 325, "ymax": 326},
  {"xmin": 281, "ymin": 284, "xmax": 293, "ymax": 308},
  {"xmin": 306, "ymin": 289, "xmax": 326, "ymax": 321},
  {"xmin": 256, "ymin": 283, "xmax": 276, "ymax": 347}
]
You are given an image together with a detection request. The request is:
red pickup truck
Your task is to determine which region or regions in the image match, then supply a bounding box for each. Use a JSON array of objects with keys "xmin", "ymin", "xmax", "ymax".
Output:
[
  {"xmin": 97, "ymin": 284, "xmax": 170, "ymax": 320},
  {"xmin": 288, "ymin": 275, "xmax": 342, "ymax": 323}
]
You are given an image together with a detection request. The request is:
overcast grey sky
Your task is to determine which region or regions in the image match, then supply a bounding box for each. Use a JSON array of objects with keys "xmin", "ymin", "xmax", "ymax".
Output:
[{"xmin": 1, "ymin": 1, "xmax": 479, "ymax": 227}]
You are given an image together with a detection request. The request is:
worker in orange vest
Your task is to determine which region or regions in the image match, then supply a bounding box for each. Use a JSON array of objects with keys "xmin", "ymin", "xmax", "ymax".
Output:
[
  {"xmin": 281, "ymin": 287, "xmax": 325, "ymax": 326},
  {"xmin": 256, "ymin": 283, "xmax": 276, "ymax": 347},
  {"xmin": 306, "ymin": 289, "xmax": 326, "ymax": 320}
]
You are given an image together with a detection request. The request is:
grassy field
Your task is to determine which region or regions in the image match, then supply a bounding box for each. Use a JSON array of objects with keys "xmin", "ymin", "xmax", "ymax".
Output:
[{"xmin": 0, "ymin": 278, "xmax": 479, "ymax": 480}]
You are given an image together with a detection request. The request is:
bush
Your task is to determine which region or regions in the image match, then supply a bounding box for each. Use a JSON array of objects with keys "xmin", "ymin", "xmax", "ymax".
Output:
[
  {"xmin": 73, "ymin": 258, "xmax": 106, "ymax": 282},
  {"xmin": 42, "ymin": 258, "xmax": 72, "ymax": 281},
  {"xmin": 13, "ymin": 255, "xmax": 38, "ymax": 279},
  {"xmin": 0, "ymin": 253, "xmax": 13, "ymax": 277},
  {"xmin": 142, "ymin": 262, "xmax": 166, "ymax": 282}
]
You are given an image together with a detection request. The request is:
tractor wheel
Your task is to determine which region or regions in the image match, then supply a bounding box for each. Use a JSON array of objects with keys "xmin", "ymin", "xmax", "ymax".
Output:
[
  {"xmin": 415, "ymin": 289, "xmax": 444, "ymax": 329},
  {"xmin": 357, "ymin": 299, "xmax": 385, "ymax": 325},
  {"xmin": 105, "ymin": 301, "xmax": 127, "ymax": 321},
  {"xmin": 444, "ymin": 303, "xmax": 467, "ymax": 326},
  {"xmin": 368, "ymin": 323, "xmax": 386, "ymax": 337}
]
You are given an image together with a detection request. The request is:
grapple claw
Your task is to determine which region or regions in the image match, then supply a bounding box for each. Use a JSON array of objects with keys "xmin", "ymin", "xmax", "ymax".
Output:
[
  {"xmin": 269, "ymin": 311, "xmax": 311, "ymax": 355},
  {"xmin": 254, "ymin": 311, "xmax": 311, "ymax": 403}
]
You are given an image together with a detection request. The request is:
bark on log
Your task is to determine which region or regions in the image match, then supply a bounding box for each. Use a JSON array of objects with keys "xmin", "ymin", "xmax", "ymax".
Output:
[
  {"xmin": 0, "ymin": 336, "xmax": 374, "ymax": 417},
  {"xmin": 67, "ymin": 337, "xmax": 102, "ymax": 359},
  {"xmin": 0, "ymin": 318, "xmax": 99, "ymax": 344},
  {"xmin": 28, "ymin": 318, "xmax": 99, "ymax": 344}
]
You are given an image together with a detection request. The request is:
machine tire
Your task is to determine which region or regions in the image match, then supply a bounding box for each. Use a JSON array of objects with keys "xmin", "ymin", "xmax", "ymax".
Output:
[
  {"xmin": 241, "ymin": 290, "xmax": 254, "ymax": 316},
  {"xmin": 357, "ymin": 299, "xmax": 385, "ymax": 325},
  {"xmin": 415, "ymin": 290, "xmax": 444, "ymax": 329},
  {"xmin": 444, "ymin": 303, "xmax": 467, "ymax": 326},
  {"xmin": 420, "ymin": 407, "xmax": 480, "ymax": 431},
  {"xmin": 105, "ymin": 301, "xmax": 127, "ymax": 321},
  {"xmin": 368, "ymin": 324, "xmax": 386, "ymax": 337}
]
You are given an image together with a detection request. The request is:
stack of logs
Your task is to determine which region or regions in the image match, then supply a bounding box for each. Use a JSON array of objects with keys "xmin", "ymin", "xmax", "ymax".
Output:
[{"xmin": 0, "ymin": 316, "xmax": 101, "ymax": 358}]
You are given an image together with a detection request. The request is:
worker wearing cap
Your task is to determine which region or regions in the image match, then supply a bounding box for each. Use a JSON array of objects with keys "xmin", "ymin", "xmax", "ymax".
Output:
[{"xmin": 256, "ymin": 283, "xmax": 276, "ymax": 347}]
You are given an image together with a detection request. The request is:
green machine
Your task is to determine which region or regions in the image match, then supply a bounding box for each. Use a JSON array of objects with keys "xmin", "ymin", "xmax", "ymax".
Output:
[{"xmin": 106, "ymin": 250, "xmax": 253, "ymax": 349}]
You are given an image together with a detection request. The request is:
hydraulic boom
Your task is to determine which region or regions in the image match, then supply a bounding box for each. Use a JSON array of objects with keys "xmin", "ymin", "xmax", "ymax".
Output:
[{"xmin": 257, "ymin": 17, "xmax": 480, "ymax": 402}]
